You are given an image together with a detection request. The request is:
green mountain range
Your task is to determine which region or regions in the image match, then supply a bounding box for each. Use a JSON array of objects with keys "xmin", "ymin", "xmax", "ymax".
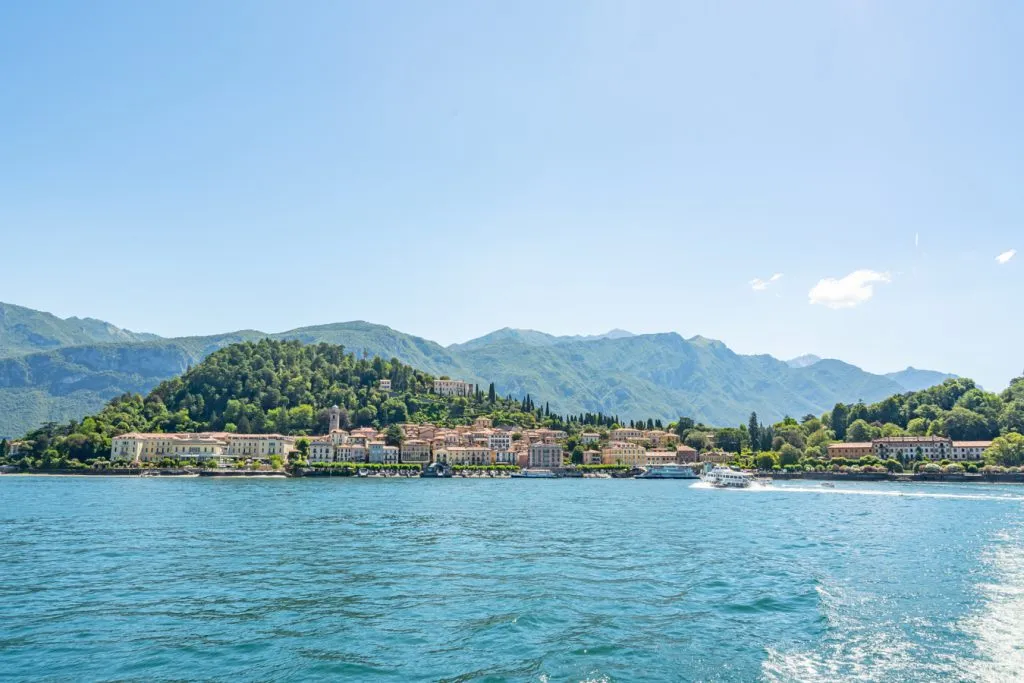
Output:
[{"xmin": 0, "ymin": 303, "xmax": 957, "ymax": 438}]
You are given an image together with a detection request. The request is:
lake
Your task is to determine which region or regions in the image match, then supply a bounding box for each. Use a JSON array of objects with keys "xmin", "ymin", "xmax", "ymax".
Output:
[{"xmin": 1, "ymin": 476, "xmax": 1023, "ymax": 681}]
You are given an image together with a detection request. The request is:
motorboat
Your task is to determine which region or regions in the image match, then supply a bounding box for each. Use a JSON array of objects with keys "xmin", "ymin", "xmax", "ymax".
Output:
[{"xmin": 702, "ymin": 466, "xmax": 754, "ymax": 488}]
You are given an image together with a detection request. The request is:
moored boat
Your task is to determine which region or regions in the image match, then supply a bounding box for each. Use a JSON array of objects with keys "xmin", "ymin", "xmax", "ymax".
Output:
[
  {"xmin": 510, "ymin": 469, "xmax": 557, "ymax": 479},
  {"xmin": 636, "ymin": 464, "xmax": 699, "ymax": 479}
]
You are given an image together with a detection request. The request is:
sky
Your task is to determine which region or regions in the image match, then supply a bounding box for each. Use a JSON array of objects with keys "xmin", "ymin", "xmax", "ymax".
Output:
[{"xmin": 1, "ymin": 1, "xmax": 1021, "ymax": 389}]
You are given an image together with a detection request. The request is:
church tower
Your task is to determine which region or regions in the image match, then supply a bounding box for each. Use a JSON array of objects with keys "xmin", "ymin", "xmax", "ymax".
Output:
[{"xmin": 329, "ymin": 405, "xmax": 341, "ymax": 432}]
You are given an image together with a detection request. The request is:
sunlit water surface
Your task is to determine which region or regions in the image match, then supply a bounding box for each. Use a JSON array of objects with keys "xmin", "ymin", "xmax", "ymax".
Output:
[{"xmin": 2, "ymin": 477, "xmax": 1023, "ymax": 681}]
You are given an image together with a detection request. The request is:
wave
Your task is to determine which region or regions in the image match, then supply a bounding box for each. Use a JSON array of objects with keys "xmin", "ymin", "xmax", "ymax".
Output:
[{"xmin": 691, "ymin": 481, "xmax": 1024, "ymax": 503}]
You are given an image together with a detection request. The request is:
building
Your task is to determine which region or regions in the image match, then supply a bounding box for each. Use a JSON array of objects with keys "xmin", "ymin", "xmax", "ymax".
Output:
[
  {"xmin": 367, "ymin": 441, "xmax": 388, "ymax": 464},
  {"xmin": 827, "ymin": 442, "xmax": 873, "ymax": 460},
  {"xmin": 609, "ymin": 428, "xmax": 643, "ymax": 442},
  {"xmin": 110, "ymin": 432, "xmax": 296, "ymax": 464},
  {"xmin": 580, "ymin": 432, "xmax": 600, "ymax": 445},
  {"xmin": 528, "ymin": 443, "xmax": 563, "ymax": 469},
  {"xmin": 699, "ymin": 450, "xmax": 732, "ymax": 464},
  {"xmin": 675, "ymin": 445, "xmax": 699, "ymax": 463},
  {"xmin": 873, "ymin": 436, "xmax": 952, "ymax": 462},
  {"xmin": 400, "ymin": 440, "xmax": 431, "ymax": 464},
  {"xmin": 382, "ymin": 445, "xmax": 400, "ymax": 464},
  {"xmin": 309, "ymin": 438, "xmax": 334, "ymax": 463},
  {"xmin": 583, "ymin": 449, "xmax": 603, "ymax": 465},
  {"xmin": 474, "ymin": 417, "xmax": 493, "ymax": 429},
  {"xmin": 488, "ymin": 431, "xmax": 512, "ymax": 452},
  {"xmin": 335, "ymin": 444, "xmax": 366, "ymax": 463},
  {"xmin": 951, "ymin": 441, "xmax": 993, "ymax": 461},
  {"xmin": 433, "ymin": 379, "xmax": 474, "ymax": 397},
  {"xmin": 379, "ymin": 379, "xmax": 392, "ymax": 392},
  {"xmin": 495, "ymin": 450, "xmax": 518, "ymax": 465},
  {"xmin": 435, "ymin": 447, "xmax": 492, "ymax": 466},
  {"xmin": 644, "ymin": 450, "xmax": 679, "ymax": 466},
  {"xmin": 601, "ymin": 442, "xmax": 646, "ymax": 467}
]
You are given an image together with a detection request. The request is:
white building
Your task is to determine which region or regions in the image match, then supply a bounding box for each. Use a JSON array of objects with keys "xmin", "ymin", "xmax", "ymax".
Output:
[
  {"xmin": 110, "ymin": 432, "xmax": 296, "ymax": 464},
  {"xmin": 488, "ymin": 431, "xmax": 512, "ymax": 452},
  {"xmin": 433, "ymin": 379, "xmax": 474, "ymax": 397},
  {"xmin": 951, "ymin": 441, "xmax": 993, "ymax": 461}
]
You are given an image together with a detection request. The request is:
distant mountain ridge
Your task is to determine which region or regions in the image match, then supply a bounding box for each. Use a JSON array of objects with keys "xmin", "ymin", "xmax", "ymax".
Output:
[
  {"xmin": 0, "ymin": 302, "xmax": 159, "ymax": 358},
  {"xmin": 0, "ymin": 302, "xmax": 957, "ymax": 437}
]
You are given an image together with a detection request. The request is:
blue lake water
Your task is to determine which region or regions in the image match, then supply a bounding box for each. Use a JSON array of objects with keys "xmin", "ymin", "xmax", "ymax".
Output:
[{"xmin": 2, "ymin": 477, "xmax": 1023, "ymax": 681}]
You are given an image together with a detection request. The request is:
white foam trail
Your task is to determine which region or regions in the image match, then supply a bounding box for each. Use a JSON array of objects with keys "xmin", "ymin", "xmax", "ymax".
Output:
[
  {"xmin": 690, "ymin": 481, "xmax": 1024, "ymax": 503},
  {"xmin": 958, "ymin": 530, "xmax": 1024, "ymax": 681}
]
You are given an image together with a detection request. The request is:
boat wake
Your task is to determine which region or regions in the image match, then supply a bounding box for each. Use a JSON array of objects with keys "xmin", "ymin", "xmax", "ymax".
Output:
[{"xmin": 690, "ymin": 481, "xmax": 1024, "ymax": 503}]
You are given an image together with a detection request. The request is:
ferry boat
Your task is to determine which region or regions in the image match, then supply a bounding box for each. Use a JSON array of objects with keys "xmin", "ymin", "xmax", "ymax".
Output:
[
  {"xmin": 420, "ymin": 462, "xmax": 454, "ymax": 478},
  {"xmin": 702, "ymin": 466, "xmax": 755, "ymax": 489},
  {"xmin": 511, "ymin": 469, "xmax": 557, "ymax": 479},
  {"xmin": 636, "ymin": 464, "xmax": 699, "ymax": 480}
]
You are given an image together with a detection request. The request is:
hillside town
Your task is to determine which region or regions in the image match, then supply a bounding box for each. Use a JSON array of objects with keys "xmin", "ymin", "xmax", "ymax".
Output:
[{"xmin": 99, "ymin": 400, "xmax": 994, "ymax": 471}]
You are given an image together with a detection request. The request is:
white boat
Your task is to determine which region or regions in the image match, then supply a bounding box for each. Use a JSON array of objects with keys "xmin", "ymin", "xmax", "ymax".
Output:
[
  {"xmin": 511, "ymin": 469, "xmax": 557, "ymax": 479},
  {"xmin": 820, "ymin": 481, "xmax": 835, "ymax": 488},
  {"xmin": 636, "ymin": 464, "xmax": 699, "ymax": 480},
  {"xmin": 702, "ymin": 466, "xmax": 755, "ymax": 488}
]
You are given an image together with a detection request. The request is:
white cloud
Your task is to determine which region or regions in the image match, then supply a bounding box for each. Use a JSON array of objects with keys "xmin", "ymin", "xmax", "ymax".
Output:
[
  {"xmin": 996, "ymin": 249, "xmax": 1016, "ymax": 265},
  {"xmin": 808, "ymin": 270, "xmax": 891, "ymax": 309},
  {"xmin": 750, "ymin": 273, "xmax": 783, "ymax": 291}
]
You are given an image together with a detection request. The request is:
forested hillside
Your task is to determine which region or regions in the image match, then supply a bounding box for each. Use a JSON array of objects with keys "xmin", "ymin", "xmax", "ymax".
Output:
[{"xmin": 5, "ymin": 340, "xmax": 565, "ymax": 465}]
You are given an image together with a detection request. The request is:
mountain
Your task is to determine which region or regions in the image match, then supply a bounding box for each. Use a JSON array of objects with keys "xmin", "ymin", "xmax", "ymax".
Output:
[
  {"xmin": 0, "ymin": 302, "xmax": 159, "ymax": 358},
  {"xmin": 885, "ymin": 367, "xmax": 959, "ymax": 393},
  {"xmin": 0, "ymin": 302, "xmax": 958, "ymax": 438},
  {"xmin": 786, "ymin": 354, "xmax": 823, "ymax": 368}
]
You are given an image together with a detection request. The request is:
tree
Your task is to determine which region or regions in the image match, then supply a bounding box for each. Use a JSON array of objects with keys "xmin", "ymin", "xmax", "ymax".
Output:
[
  {"xmin": 488, "ymin": 383, "xmax": 496, "ymax": 403},
  {"xmin": 778, "ymin": 443, "xmax": 801, "ymax": 467},
  {"xmin": 1000, "ymin": 401, "xmax": 1024, "ymax": 435},
  {"xmin": 944, "ymin": 407, "xmax": 993, "ymax": 441},
  {"xmin": 675, "ymin": 417, "xmax": 695, "ymax": 438},
  {"xmin": 384, "ymin": 424, "xmax": 404, "ymax": 447},
  {"xmin": 832, "ymin": 403, "xmax": 849, "ymax": 441},
  {"xmin": 984, "ymin": 433, "xmax": 1024, "ymax": 467},
  {"xmin": 748, "ymin": 413, "xmax": 760, "ymax": 452},
  {"xmin": 906, "ymin": 417, "xmax": 928, "ymax": 436},
  {"xmin": 846, "ymin": 419, "xmax": 874, "ymax": 443},
  {"xmin": 685, "ymin": 431, "xmax": 710, "ymax": 452},
  {"xmin": 755, "ymin": 453, "xmax": 776, "ymax": 470},
  {"xmin": 296, "ymin": 438, "xmax": 310, "ymax": 458}
]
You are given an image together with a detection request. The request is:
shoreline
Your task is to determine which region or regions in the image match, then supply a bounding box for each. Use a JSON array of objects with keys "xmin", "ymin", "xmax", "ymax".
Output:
[{"xmin": 4, "ymin": 469, "xmax": 1024, "ymax": 483}]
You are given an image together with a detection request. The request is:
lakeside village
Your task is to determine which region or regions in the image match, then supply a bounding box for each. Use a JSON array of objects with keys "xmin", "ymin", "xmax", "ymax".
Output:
[{"xmin": 5, "ymin": 378, "xmax": 1005, "ymax": 480}]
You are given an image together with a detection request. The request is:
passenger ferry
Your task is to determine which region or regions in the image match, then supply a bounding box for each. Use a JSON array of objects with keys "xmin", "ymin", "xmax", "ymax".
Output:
[
  {"xmin": 702, "ymin": 466, "xmax": 755, "ymax": 488},
  {"xmin": 511, "ymin": 469, "xmax": 557, "ymax": 479},
  {"xmin": 636, "ymin": 464, "xmax": 699, "ymax": 479}
]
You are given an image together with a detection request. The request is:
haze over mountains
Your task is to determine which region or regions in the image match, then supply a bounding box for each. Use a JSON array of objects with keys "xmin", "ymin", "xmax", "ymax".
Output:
[{"xmin": 0, "ymin": 302, "xmax": 956, "ymax": 438}]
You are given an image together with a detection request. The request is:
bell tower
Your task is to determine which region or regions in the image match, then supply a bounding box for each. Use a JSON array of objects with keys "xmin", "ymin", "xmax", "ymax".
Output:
[{"xmin": 329, "ymin": 405, "xmax": 341, "ymax": 432}]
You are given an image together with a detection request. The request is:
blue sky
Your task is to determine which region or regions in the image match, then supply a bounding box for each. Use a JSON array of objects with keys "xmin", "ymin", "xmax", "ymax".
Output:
[{"xmin": 1, "ymin": 1, "xmax": 1020, "ymax": 389}]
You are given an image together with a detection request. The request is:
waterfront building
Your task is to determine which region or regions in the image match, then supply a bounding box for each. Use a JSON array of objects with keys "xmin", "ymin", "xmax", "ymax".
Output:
[
  {"xmin": 644, "ymin": 450, "xmax": 679, "ymax": 466},
  {"xmin": 400, "ymin": 440, "xmax": 431, "ymax": 464},
  {"xmin": 433, "ymin": 379, "xmax": 473, "ymax": 397},
  {"xmin": 110, "ymin": 432, "xmax": 296, "ymax": 464},
  {"xmin": 336, "ymin": 444, "xmax": 366, "ymax": 463},
  {"xmin": 367, "ymin": 441, "xmax": 388, "ymax": 464},
  {"xmin": 601, "ymin": 442, "xmax": 646, "ymax": 467},
  {"xmin": 309, "ymin": 439, "xmax": 334, "ymax": 463},
  {"xmin": 951, "ymin": 441, "xmax": 993, "ymax": 461},
  {"xmin": 528, "ymin": 443, "xmax": 563, "ymax": 469},
  {"xmin": 382, "ymin": 445, "xmax": 400, "ymax": 464},
  {"xmin": 827, "ymin": 442, "xmax": 873, "ymax": 459},
  {"xmin": 873, "ymin": 436, "xmax": 951, "ymax": 462},
  {"xmin": 495, "ymin": 450, "xmax": 517, "ymax": 465},
  {"xmin": 435, "ymin": 447, "xmax": 492, "ymax": 466},
  {"xmin": 583, "ymin": 449, "xmax": 602, "ymax": 465}
]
